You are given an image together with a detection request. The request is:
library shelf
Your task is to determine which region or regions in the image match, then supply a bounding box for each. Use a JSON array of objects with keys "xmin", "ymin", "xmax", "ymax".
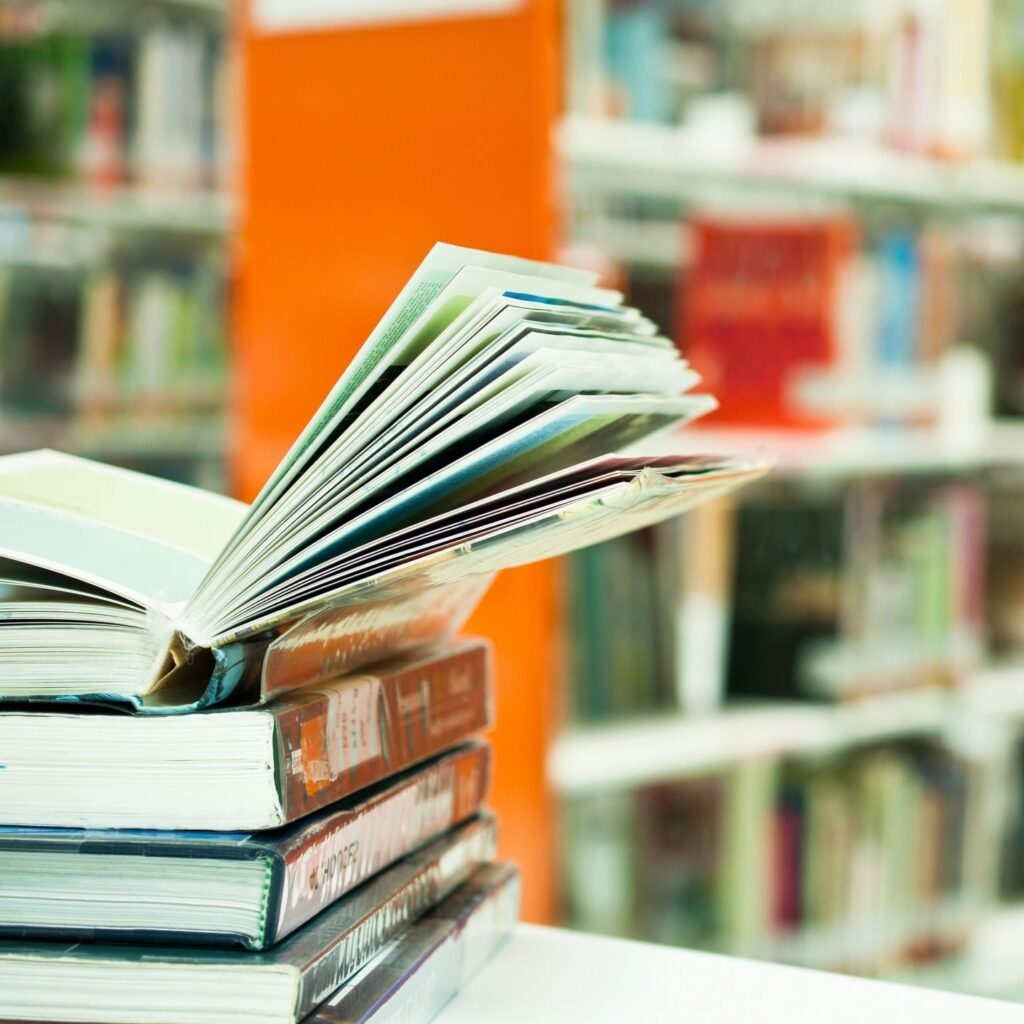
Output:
[
  {"xmin": 0, "ymin": 0, "xmax": 226, "ymax": 21},
  {"xmin": 962, "ymin": 663, "xmax": 1024, "ymax": 719},
  {"xmin": 747, "ymin": 895, "xmax": 979, "ymax": 976},
  {"xmin": 561, "ymin": 115, "xmax": 1024, "ymax": 215},
  {"xmin": 0, "ymin": 415, "xmax": 227, "ymax": 462},
  {"xmin": 432, "ymin": 924, "xmax": 1022, "ymax": 1024},
  {"xmin": 0, "ymin": 247, "xmax": 98, "ymax": 272},
  {"xmin": 0, "ymin": 178, "xmax": 233, "ymax": 238},
  {"xmin": 569, "ymin": 213, "xmax": 690, "ymax": 270},
  {"xmin": 549, "ymin": 689, "xmax": 955, "ymax": 796},
  {"xmin": 624, "ymin": 421, "xmax": 1024, "ymax": 479}
]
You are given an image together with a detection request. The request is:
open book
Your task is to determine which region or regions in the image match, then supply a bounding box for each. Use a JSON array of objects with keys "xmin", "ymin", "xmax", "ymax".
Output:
[{"xmin": 0, "ymin": 243, "xmax": 770, "ymax": 711}]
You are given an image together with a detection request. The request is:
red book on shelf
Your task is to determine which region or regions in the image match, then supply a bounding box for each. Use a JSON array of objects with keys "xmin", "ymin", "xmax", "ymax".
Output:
[{"xmin": 680, "ymin": 217, "xmax": 857, "ymax": 430}]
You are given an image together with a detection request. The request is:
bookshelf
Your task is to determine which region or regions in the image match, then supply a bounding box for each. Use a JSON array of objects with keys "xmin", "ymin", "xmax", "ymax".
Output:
[
  {"xmin": 555, "ymin": 452, "xmax": 1024, "ymax": 981},
  {"xmin": 0, "ymin": 0, "xmax": 227, "ymax": 27},
  {"xmin": 0, "ymin": 0, "xmax": 231, "ymax": 487},
  {"xmin": 555, "ymin": 0, "xmax": 1024, "ymax": 996}
]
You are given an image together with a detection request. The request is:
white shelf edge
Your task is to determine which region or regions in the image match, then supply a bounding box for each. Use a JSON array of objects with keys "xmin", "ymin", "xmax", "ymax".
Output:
[
  {"xmin": 550, "ymin": 689, "xmax": 952, "ymax": 795},
  {"xmin": 560, "ymin": 115, "xmax": 1024, "ymax": 214},
  {"xmin": 550, "ymin": 665, "xmax": 1024, "ymax": 795},
  {"xmin": 624, "ymin": 421, "xmax": 1024, "ymax": 479},
  {"xmin": 0, "ymin": 416, "xmax": 228, "ymax": 460},
  {"xmin": 0, "ymin": 178, "xmax": 233, "ymax": 237}
]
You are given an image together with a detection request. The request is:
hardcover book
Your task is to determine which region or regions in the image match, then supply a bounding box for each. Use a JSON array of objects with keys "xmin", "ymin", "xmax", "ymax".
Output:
[
  {"xmin": 305, "ymin": 862, "xmax": 520, "ymax": 1024},
  {"xmin": 0, "ymin": 640, "xmax": 491, "ymax": 830},
  {"xmin": 0, "ymin": 814, "xmax": 496, "ymax": 1024},
  {"xmin": 0, "ymin": 242, "xmax": 768, "ymax": 712},
  {"xmin": 0, "ymin": 742, "xmax": 490, "ymax": 949}
]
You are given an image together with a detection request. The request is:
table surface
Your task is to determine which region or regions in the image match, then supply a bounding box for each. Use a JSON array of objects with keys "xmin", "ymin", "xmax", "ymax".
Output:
[{"xmin": 434, "ymin": 924, "xmax": 1024, "ymax": 1023}]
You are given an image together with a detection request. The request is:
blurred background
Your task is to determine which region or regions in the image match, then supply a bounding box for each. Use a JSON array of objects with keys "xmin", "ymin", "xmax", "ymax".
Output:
[{"xmin": 6, "ymin": 0, "xmax": 1024, "ymax": 1002}]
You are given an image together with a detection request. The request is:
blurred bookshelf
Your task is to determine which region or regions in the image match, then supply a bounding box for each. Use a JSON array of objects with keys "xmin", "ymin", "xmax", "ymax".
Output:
[
  {"xmin": 0, "ymin": 0, "xmax": 232, "ymax": 489},
  {"xmin": 555, "ymin": 0, "xmax": 1024, "ymax": 1001}
]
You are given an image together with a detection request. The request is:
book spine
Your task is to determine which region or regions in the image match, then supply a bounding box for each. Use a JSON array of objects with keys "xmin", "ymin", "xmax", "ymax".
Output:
[
  {"xmin": 294, "ymin": 814, "xmax": 497, "ymax": 1018},
  {"xmin": 275, "ymin": 643, "xmax": 493, "ymax": 823},
  {"xmin": 258, "ymin": 577, "xmax": 492, "ymax": 702},
  {"xmin": 268, "ymin": 742, "xmax": 491, "ymax": 945},
  {"xmin": 307, "ymin": 863, "xmax": 520, "ymax": 1024}
]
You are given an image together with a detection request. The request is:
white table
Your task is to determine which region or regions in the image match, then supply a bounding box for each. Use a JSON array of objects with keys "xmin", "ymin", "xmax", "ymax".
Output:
[{"xmin": 434, "ymin": 924, "xmax": 1024, "ymax": 1022}]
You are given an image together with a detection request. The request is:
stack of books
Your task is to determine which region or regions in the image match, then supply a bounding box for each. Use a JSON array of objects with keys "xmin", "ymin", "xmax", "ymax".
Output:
[{"xmin": 0, "ymin": 243, "xmax": 768, "ymax": 1022}]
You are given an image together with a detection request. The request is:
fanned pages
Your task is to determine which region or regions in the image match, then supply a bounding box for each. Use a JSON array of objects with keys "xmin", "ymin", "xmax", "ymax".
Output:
[{"xmin": 0, "ymin": 242, "xmax": 770, "ymax": 711}]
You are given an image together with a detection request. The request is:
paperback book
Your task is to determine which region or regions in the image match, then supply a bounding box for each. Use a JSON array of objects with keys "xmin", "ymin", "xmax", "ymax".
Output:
[{"xmin": 0, "ymin": 242, "xmax": 769, "ymax": 712}]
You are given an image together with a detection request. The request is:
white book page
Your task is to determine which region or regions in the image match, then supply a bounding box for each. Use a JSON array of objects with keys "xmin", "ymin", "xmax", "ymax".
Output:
[
  {"xmin": 245, "ymin": 244, "xmax": 595, "ymax": 520},
  {"xmin": 219, "ymin": 458, "xmax": 767, "ymax": 642},
  {"xmin": 189, "ymin": 262, "xmax": 614, "ymax": 622},
  {"xmin": 0, "ymin": 451, "xmax": 245, "ymax": 561},
  {"xmin": 0, "ymin": 452, "xmax": 246, "ymax": 616},
  {"xmin": 230, "ymin": 268, "xmax": 617, "ymax": 550},
  {"xmin": 252, "ymin": 330, "xmax": 687, "ymax": 568},
  {"xmin": 198, "ymin": 350, "xmax": 697, "ymax": 623},
  {"xmin": 240, "ymin": 300, "xmax": 652, "ymax": 563},
  {"xmin": 195, "ymin": 395, "xmax": 713, "ymax": 641}
]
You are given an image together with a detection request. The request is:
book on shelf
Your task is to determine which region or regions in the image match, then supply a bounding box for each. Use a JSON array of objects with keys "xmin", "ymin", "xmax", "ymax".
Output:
[
  {"xmin": 0, "ymin": 640, "xmax": 492, "ymax": 830},
  {"xmin": 306, "ymin": 862, "xmax": 519, "ymax": 1024},
  {"xmin": 674, "ymin": 215, "xmax": 966, "ymax": 430},
  {"xmin": 728, "ymin": 481, "xmax": 986, "ymax": 702},
  {"xmin": 0, "ymin": 814, "xmax": 496, "ymax": 1024},
  {"xmin": 0, "ymin": 19, "xmax": 228, "ymax": 189},
  {"xmin": 0, "ymin": 241, "xmax": 768, "ymax": 712},
  {"xmin": 681, "ymin": 216, "xmax": 857, "ymax": 431},
  {"xmin": 564, "ymin": 740, "xmax": 983, "ymax": 975},
  {"xmin": 567, "ymin": 497, "xmax": 737, "ymax": 722},
  {"xmin": 0, "ymin": 741, "xmax": 490, "ymax": 949}
]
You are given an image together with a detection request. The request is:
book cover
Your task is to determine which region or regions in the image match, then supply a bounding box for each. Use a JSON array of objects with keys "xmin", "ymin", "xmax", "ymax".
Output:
[
  {"xmin": 0, "ymin": 742, "xmax": 490, "ymax": 949},
  {"xmin": 273, "ymin": 639, "xmax": 492, "ymax": 824}
]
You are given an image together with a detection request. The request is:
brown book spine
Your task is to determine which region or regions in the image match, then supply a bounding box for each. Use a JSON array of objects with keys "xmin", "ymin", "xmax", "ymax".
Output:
[
  {"xmin": 259, "ymin": 577, "xmax": 493, "ymax": 702},
  {"xmin": 272, "ymin": 640, "xmax": 493, "ymax": 823},
  {"xmin": 272, "ymin": 741, "xmax": 492, "ymax": 941}
]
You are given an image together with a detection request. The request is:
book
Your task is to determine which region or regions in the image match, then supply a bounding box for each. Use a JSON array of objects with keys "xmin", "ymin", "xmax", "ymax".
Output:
[
  {"xmin": 0, "ymin": 814, "xmax": 496, "ymax": 1024},
  {"xmin": 0, "ymin": 640, "xmax": 491, "ymax": 830},
  {"xmin": 305, "ymin": 862, "xmax": 519, "ymax": 1024},
  {"xmin": 682, "ymin": 217, "xmax": 856, "ymax": 430},
  {"xmin": 0, "ymin": 741, "xmax": 490, "ymax": 949},
  {"xmin": 575, "ymin": 742, "xmax": 979, "ymax": 973},
  {"xmin": 0, "ymin": 242, "xmax": 769, "ymax": 711}
]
